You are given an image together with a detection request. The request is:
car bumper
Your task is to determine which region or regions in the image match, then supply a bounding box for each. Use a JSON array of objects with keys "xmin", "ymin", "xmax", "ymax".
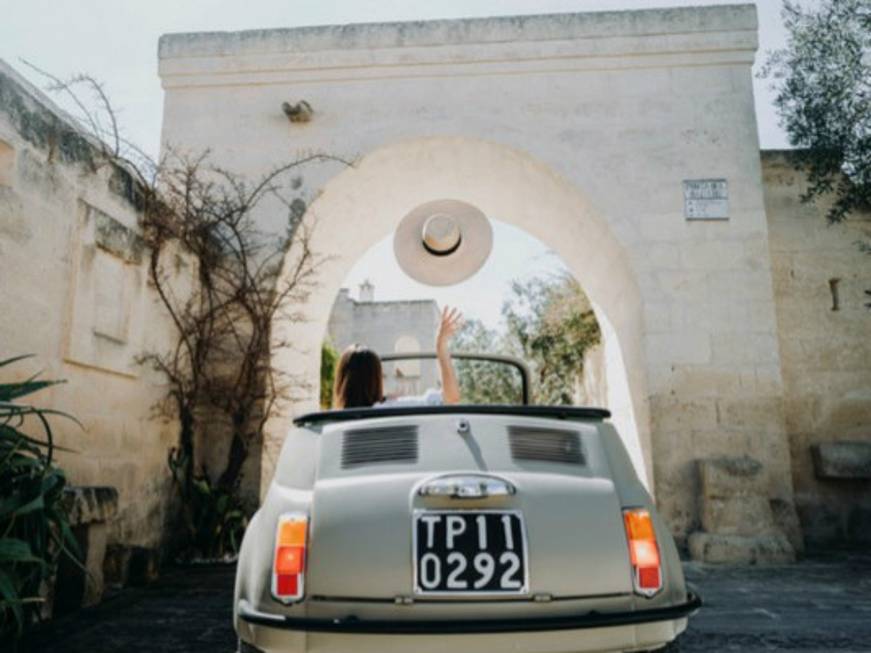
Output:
[{"xmin": 237, "ymin": 592, "xmax": 700, "ymax": 653}]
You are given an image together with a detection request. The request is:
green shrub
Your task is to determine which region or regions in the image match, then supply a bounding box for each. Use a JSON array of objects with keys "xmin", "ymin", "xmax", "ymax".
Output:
[
  {"xmin": 0, "ymin": 356, "xmax": 80, "ymax": 642},
  {"xmin": 168, "ymin": 450, "xmax": 248, "ymax": 561},
  {"xmin": 320, "ymin": 340, "xmax": 338, "ymax": 409}
]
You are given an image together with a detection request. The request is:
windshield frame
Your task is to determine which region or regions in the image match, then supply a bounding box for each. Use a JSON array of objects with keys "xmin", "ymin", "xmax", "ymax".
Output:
[{"xmin": 380, "ymin": 352, "xmax": 531, "ymax": 405}]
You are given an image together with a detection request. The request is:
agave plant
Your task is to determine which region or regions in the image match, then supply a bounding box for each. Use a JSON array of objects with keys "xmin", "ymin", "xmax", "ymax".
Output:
[{"xmin": 0, "ymin": 355, "xmax": 80, "ymax": 642}]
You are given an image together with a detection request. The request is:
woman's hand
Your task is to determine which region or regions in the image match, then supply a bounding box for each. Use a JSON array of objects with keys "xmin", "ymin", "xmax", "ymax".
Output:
[
  {"xmin": 436, "ymin": 307, "xmax": 462, "ymax": 404},
  {"xmin": 436, "ymin": 306, "xmax": 463, "ymax": 354}
]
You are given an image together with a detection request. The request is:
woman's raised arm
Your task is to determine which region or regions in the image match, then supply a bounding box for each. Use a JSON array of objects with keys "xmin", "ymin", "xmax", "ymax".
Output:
[{"xmin": 436, "ymin": 306, "xmax": 463, "ymax": 404}]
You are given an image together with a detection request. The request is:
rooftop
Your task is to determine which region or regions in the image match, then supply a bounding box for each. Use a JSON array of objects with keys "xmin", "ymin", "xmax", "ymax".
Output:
[{"xmin": 159, "ymin": 4, "xmax": 756, "ymax": 60}]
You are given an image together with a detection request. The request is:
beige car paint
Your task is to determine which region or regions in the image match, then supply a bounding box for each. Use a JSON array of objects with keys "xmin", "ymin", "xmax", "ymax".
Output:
[{"xmin": 234, "ymin": 412, "xmax": 689, "ymax": 652}]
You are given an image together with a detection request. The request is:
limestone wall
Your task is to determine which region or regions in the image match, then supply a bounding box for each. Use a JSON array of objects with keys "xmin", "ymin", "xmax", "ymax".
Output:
[
  {"xmin": 327, "ymin": 288, "xmax": 440, "ymax": 396},
  {"xmin": 0, "ymin": 60, "xmax": 177, "ymax": 551},
  {"xmin": 158, "ymin": 4, "xmax": 796, "ymax": 542},
  {"xmin": 579, "ymin": 343, "xmax": 607, "ymax": 408},
  {"xmin": 762, "ymin": 151, "xmax": 871, "ymax": 547}
]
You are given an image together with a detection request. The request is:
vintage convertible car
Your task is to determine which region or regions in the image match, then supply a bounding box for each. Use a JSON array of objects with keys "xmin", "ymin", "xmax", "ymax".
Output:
[{"xmin": 234, "ymin": 353, "xmax": 700, "ymax": 653}]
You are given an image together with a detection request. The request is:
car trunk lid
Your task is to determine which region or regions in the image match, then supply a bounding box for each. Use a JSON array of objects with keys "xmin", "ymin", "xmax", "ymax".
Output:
[{"xmin": 304, "ymin": 414, "xmax": 634, "ymax": 602}]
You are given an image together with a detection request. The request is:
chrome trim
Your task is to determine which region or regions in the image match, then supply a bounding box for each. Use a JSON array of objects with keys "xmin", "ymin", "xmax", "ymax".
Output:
[
  {"xmin": 417, "ymin": 473, "xmax": 516, "ymax": 499},
  {"xmin": 309, "ymin": 591, "xmax": 630, "ymax": 604},
  {"xmin": 237, "ymin": 592, "xmax": 703, "ymax": 634}
]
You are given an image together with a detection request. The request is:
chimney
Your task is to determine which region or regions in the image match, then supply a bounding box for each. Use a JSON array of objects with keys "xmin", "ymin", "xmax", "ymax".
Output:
[{"xmin": 359, "ymin": 279, "xmax": 374, "ymax": 302}]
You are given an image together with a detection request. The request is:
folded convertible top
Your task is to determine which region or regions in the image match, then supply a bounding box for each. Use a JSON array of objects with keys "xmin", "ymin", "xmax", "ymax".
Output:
[{"xmin": 293, "ymin": 404, "xmax": 611, "ymax": 426}]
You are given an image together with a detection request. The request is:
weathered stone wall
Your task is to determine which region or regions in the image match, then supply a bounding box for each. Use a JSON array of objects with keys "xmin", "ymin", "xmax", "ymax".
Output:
[
  {"xmin": 762, "ymin": 151, "xmax": 871, "ymax": 547},
  {"xmin": 159, "ymin": 4, "xmax": 795, "ymax": 544},
  {"xmin": 327, "ymin": 286, "xmax": 440, "ymax": 396},
  {"xmin": 2, "ymin": 6, "xmax": 867, "ymax": 561},
  {"xmin": 0, "ymin": 60, "xmax": 177, "ymax": 551},
  {"xmin": 579, "ymin": 343, "xmax": 607, "ymax": 408}
]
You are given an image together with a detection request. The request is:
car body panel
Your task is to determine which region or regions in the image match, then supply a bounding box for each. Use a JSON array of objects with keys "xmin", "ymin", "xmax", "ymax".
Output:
[{"xmin": 234, "ymin": 408, "xmax": 695, "ymax": 652}]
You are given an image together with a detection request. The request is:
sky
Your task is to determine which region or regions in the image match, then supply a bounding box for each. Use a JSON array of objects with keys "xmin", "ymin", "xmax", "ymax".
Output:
[
  {"xmin": 1, "ymin": 0, "xmax": 798, "ymax": 329},
  {"xmin": 344, "ymin": 221, "xmax": 568, "ymax": 327}
]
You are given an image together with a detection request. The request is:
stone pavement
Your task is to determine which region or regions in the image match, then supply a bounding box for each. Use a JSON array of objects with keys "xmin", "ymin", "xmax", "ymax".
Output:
[{"xmin": 20, "ymin": 553, "xmax": 871, "ymax": 652}]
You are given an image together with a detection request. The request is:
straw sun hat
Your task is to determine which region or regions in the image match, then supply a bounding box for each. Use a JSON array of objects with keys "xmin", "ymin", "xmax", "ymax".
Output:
[{"xmin": 393, "ymin": 199, "xmax": 493, "ymax": 287}]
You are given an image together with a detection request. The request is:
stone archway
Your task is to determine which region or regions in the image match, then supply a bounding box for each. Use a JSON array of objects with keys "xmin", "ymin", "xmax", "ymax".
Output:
[
  {"xmin": 268, "ymin": 135, "xmax": 651, "ymax": 492},
  {"xmin": 161, "ymin": 4, "xmax": 804, "ymax": 551}
]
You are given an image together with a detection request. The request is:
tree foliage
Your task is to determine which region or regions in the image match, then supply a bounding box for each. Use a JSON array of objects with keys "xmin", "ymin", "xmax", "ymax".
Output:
[
  {"xmin": 452, "ymin": 320, "xmax": 524, "ymax": 405},
  {"xmin": 761, "ymin": 0, "xmax": 871, "ymax": 223},
  {"xmin": 503, "ymin": 274, "xmax": 601, "ymax": 405},
  {"xmin": 451, "ymin": 274, "xmax": 601, "ymax": 406},
  {"xmin": 320, "ymin": 340, "xmax": 339, "ymax": 409}
]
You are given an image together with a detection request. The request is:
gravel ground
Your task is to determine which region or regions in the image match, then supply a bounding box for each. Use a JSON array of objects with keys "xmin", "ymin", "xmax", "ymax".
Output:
[{"xmin": 19, "ymin": 552, "xmax": 871, "ymax": 652}]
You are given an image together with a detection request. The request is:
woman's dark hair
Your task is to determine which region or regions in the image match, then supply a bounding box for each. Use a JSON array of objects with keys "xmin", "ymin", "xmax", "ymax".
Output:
[{"xmin": 332, "ymin": 345, "xmax": 384, "ymax": 409}]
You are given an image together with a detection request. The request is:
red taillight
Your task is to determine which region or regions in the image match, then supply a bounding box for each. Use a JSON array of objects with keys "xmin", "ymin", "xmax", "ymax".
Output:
[
  {"xmin": 272, "ymin": 513, "xmax": 307, "ymax": 603},
  {"xmin": 623, "ymin": 508, "xmax": 662, "ymax": 597}
]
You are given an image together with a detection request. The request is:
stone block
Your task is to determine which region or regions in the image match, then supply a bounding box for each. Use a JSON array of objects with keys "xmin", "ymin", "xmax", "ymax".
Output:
[
  {"xmin": 770, "ymin": 497, "xmax": 805, "ymax": 555},
  {"xmin": 53, "ymin": 486, "xmax": 119, "ymax": 614},
  {"xmin": 688, "ymin": 532, "xmax": 795, "ymax": 565},
  {"xmin": 700, "ymin": 495, "xmax": 775, "ymax": 536},
  {"xmin": 716, "ymin": 397, "xmax": 785, "ymax": 435},
  {"xmin": 81, "ymin": 522, "xmax": 108, "ymax": 607},
  {"xmin": 691, "ymin": 456, "xmax": 801, "ymax": 563},
  {"xmin": 811, "ymin": 441, "xmax": 871, "ymax": 480},
  {"xmin": 63, "ymin": 486, "xmax": 119, "ymax": 526},
  {"xmin": 699, "ymin": 456, "xmax": 766, "ymax": 499}
]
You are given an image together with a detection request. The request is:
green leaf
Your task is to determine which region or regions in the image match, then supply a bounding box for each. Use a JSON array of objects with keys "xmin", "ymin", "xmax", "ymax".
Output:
[
  {"xmin": 0, "ymin": 354, "xmax": 34, "ymax": 369},
  {"xmin": 55, "ymin": 519, "xmax": 83, "ymax": 562},
  {"xmin": 215, "ymin": 494, "xmax": 228, "ymax": 514},
  {"xmin": 0, "ymin": 379, "xmax": 64, "ymax": 402},
  {"xmin": 0, "ymin": 538, "xmax": 42, "ymax": 564},
  {"xmin": 0, "ymin": 568, "xmax": 24, "ymax": 634},
  {"xmin": 0, "ymin": 493, "xmax": 44, "ymax": 520}
]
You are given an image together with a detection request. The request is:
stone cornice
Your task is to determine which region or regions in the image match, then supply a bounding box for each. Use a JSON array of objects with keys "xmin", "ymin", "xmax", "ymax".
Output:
[{"xmin": 158, "ymin": 4, "xmax": 758, "ymax": 89}]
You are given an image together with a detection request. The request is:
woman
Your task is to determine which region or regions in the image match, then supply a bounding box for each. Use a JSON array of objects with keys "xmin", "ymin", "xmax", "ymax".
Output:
[{"xmin": 332, "ymin": 307, "xmax": 462, "ymax": 409}]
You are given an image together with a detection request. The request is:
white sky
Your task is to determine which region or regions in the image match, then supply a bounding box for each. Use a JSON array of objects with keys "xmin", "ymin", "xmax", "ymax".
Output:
[
  {"xmin": 344, "ymin": 220, "xmax": 568, "ymax": 327},
  {"xmin": 1, "ymin": 0, "xmax": 797, "ymax": 329}
]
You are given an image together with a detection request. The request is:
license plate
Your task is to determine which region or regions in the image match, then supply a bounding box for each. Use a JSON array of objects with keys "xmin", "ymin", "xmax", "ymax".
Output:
[{"xmin": 413, "ymin": 510, "xmax": 528, "ymax": 595}]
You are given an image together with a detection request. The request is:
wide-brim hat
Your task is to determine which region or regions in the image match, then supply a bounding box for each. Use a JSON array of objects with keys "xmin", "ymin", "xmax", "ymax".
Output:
[{"xmin": 393, "ymin": 199, "xmax": 493, "ymax": 286}]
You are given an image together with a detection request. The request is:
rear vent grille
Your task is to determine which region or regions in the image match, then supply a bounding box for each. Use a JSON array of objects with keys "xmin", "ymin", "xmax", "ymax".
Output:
[
  {"xmin": 341, "ymin": 425, "xmax": 419, "ymax": 468},
  {"xmin": 509, "ymin": 426, "xmax": 585, "ymax": 465}
]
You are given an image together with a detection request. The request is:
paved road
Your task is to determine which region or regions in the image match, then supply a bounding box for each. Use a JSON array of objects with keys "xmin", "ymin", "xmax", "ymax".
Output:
[
  {"xmin": 679, "ymin": 553, "xmax": 871, "ymax": 653},
  {"xmin": 20, "ymin": 553, "xmax": 871, "ymax": 652}
]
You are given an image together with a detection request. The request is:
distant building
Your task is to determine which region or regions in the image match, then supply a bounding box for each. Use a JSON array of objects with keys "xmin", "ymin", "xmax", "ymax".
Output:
[{"xmin": 327, "ymin": 282, "xmax": 440, "ymax": 397}]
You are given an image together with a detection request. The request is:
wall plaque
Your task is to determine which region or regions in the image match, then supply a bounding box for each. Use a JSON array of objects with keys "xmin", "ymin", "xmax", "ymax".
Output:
[{"xmin": 683, "ymin": 179, "xmax": 728, "ymax": 220}]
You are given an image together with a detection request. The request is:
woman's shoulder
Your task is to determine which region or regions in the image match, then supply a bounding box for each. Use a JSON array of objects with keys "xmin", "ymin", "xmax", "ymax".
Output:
[{"xmin": 378, "ymin": 388, "xmax": 443, "ymax": 407}]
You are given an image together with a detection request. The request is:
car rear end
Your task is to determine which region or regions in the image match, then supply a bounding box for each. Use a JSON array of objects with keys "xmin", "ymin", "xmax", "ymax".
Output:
[{"xmin": 234, "ymin": 410, "xmax": 699, "ymax": 653}]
